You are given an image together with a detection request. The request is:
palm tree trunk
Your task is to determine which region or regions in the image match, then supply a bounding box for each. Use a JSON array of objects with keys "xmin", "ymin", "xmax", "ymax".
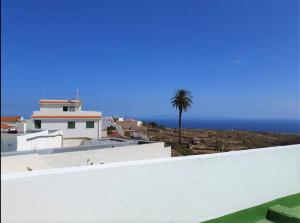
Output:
[
  {"xmin": 179, "ymin": 109, "xmax": 182, "ymax": 144},
  {"xmin": 147, "ymin": 126, "xmax": 149, "ymax": 140}
]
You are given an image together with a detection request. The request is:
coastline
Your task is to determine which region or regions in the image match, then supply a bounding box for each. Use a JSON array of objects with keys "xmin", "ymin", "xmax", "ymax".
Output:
[{"xmin": 140, "ymin": 118, "xmax": 300, "ymax": 134}]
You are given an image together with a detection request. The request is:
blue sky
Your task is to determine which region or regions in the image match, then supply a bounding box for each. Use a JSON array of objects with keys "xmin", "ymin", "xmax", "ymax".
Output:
[{"xmin": 1, "ymin": 0, "xmax": 299, "ymax": 119}]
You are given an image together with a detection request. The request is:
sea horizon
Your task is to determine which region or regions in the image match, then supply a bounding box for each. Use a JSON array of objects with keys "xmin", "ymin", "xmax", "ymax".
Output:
[{"xmin": 140, "ymin": 118, "xmax": 300, "ymax": 134}]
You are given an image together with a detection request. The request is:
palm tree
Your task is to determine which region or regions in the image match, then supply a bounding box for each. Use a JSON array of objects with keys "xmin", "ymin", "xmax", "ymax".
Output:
[{"xmin": 170, "ymin": 89, "xmax": 193, "ymax": 144}]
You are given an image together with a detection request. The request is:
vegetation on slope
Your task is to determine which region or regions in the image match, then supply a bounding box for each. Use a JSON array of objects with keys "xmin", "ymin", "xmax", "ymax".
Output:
[{"xmin": 136, "ymin": 125, "xmax": 300, "ymax": 156}]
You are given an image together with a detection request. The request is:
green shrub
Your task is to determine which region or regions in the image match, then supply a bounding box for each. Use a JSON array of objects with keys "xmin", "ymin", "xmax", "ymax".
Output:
[
  {"xmin": 107, "ymin": 126, "xmax": 116, "ymax": 135},
  {"xmin": 172, "ymin": 143, "xmax": 193, "ymax": 156}
]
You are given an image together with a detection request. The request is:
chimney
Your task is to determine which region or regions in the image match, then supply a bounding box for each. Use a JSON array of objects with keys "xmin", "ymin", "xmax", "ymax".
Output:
[{"xmin": 23, "ymin": 122, "xmax": 27, "ymax": 133}]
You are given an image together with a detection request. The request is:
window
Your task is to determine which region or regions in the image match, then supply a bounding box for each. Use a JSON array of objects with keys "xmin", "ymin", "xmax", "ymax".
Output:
[
  {"xmin": 86, "ymin": 121, "xmax": 94, "ymax": 128},
  {"xmin": 69, "ymin": 106, "xmax": 75, "ymax": 112},
  {"xmin": 34, "ymin": 120, "xmax": 41, "ymax": 129},
  {"xmin": 68, "ymin": 121, "xmax": 75, "ymax": 129},
  {"xmin": 63, "ymin": 106, "xmax": 68, "ymax": 112}
]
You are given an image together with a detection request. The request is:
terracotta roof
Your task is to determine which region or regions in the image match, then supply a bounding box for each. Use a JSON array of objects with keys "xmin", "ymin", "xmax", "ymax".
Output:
[
  {"xmin": 31, "ymin": 115, "xmax": 101, "ymax": 119},
  {"xmin": 109, "ymin": 131, "xmax": 126, "ymax": 139},
  {"xmin": 1, "ymin": 116, "xmax": 21, "ymax": 122},
  {"xmin": 1, "ymin": 123, "xmax": 14, "ymax": 129},
  {"xmin": 39, "ymin": 100, "xmax": 82, "ymax": 104}
]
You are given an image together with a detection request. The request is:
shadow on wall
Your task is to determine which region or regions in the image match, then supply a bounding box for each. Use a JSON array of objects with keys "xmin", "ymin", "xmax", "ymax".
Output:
[{"xmin": 1, "ymin": 135, "xmax": 17, "ymax": 152}]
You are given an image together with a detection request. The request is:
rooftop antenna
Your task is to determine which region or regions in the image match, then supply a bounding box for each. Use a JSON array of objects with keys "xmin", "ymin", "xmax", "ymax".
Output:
[
  {"xmin": 76, "ymin": 88, "xmax": 79, "ymax": 101},
  {"xmin": 76, "ymin": 88, "xmax": 80, "ymax": 107}
]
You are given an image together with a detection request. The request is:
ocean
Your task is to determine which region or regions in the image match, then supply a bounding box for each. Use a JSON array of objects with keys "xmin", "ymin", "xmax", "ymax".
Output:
[{"xmin": 141, "ymin": 119, "xmax": 300, "ymax": 134}]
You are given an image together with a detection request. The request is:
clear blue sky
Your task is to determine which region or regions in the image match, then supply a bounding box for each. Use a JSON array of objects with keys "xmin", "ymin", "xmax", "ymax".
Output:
[{"xmin": 1, "ymin": 0, "xmax": 299, "ymax": 119}]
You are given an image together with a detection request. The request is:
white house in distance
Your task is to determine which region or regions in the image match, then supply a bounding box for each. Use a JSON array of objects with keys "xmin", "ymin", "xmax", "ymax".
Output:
[{"xmin": 31, "ymin": 99, "xmax": 102, "ymax": 139}]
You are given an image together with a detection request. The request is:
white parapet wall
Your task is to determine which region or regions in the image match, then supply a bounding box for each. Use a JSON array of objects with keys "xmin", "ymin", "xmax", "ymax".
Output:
[
  {"xmin": 1, "ymin": 144, "xmax": 300, "ymax": 223},
  {"xmin": 37, "ymin": 119, "xmax": 102, "ymax": 139},
  {"xmin": 17, "ymin": 130, "xmax": 63, "ymax": 151}
]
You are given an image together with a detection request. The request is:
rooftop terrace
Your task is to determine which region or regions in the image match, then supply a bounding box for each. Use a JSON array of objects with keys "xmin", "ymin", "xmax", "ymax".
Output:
[{"xmin": 2, "ymin": 144, "xmax": 299, "ymax": 222}]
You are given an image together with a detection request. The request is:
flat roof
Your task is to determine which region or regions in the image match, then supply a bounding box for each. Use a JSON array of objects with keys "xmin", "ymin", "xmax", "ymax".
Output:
[{"xmin": 1, "ymin": 138, "xmax": 154, "ymax": 157}]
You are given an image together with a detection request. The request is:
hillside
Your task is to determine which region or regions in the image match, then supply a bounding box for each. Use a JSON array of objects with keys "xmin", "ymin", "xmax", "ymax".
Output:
[{"xmin": 136, "ymin": 127, "xmax": 300, "ymax": 156}]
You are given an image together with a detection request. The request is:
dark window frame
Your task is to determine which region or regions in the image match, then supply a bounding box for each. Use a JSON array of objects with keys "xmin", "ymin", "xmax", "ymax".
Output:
[
  {"xmin": 34, "ymin": 120, "xmax": 41, "ymax": 129},
  {"xmin": 68, "ymin": 121, "xmax": 75, "ymax": 129},
  {"xmin": 63, "ymin": 106, "xmax": 68, "ymax": 112},
  {"xmin": 86, "ymin": 121, "xmax": 94, "ymax": 128}
]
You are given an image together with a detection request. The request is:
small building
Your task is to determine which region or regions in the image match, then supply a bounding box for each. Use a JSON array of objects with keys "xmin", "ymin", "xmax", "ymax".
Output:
[
  {"xmin": 116, "ymin": 117, "xmax": 124, "ymax": 122},
  {"xmin": 116, "ymin": 119, "xmax": 143, "ymax": 130},
  {"xmin": 1, "ymin": 116, "xmax": 26, "ymax": 133},
  {"xmin": 1, "ymin": 116, "xmax": 22, "ymax": 125},
  {"xmin": 31, "ymin": 99, "xmax": 102, "ymax": 139},
  {"xmin": 102, "ymin": 116, "xmax": 124, "ymax": 137},
  {"xmin": 1, "ymin": 123, "xmax": 16, "ymax": 132}
]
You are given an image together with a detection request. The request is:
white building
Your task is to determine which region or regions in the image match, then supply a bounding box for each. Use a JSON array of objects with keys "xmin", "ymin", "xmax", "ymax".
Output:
[
  {"xmin": 1, "ymin": 116, "xmax": 24, "ymax": 132},
  {"xmin": 101, "ymin": 116, "xmax": 124, "ymax": 137},
  {"xmin": 117, "ymin": 117, "xmax": 124, "ymax": 122},
  {"xmin": 31, "ymin": 99, "xmax": 102, "ymax": 139}
]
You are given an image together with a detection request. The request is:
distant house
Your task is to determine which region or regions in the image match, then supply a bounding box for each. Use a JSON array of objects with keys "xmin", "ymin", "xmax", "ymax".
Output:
[
  {"xmin": 30, "ymin": 99, "xmax": 102, "ymax": 139},
  {"xmin": 1, "ymin": 116, "xmax": 22, "ymax": 125},
  {"xmin": 1, "ymin": 116, "xmax": 23, "ymax": 132},
  {"xmin": 1, "ymin": 123, "xmax": 16, "ymax": 132},
  {"xmin": 117, "ymin": 117, "xmax": 124, "ymax": 122},
  {"xmin": 1, "ymin": 116, "xmax": 21, "ymax": 122},
  {"xmin": 116, "ymin": 119, "xmax": 143, "ymax": 130},
  {"xmin": 101, "ymin": 116, "xmax": 124, "ymax": 137}
]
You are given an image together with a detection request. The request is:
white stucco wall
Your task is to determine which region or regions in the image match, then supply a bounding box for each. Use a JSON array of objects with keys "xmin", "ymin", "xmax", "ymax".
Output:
[
  {"xmin": 17, "ymin": 130, "xmax": 63, "ymax": 151},
  {"xmin": 24, "ymin": 119, "xmax": 34, "ymax": 131},
  {"xmin": 2, "ymin": 145, "xmax": 300, "ymax": 223},
  {"xmin": 40, "ymin": 104, "xmax": 82, "ymax": 112},
  {"xmin": 101, "ymin": 130, "xmax": 108, "ymax": 137},
  {"xmin": 39, "ymin": 119, "xmax": 102, "ymax": 139},
  {"xmin": 16, "ymin": 122, "xmax": 26, "ymax": 133},
  {"xmin": 40, "ymin": 104, "xmax": 64, "ymax": 111}
]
